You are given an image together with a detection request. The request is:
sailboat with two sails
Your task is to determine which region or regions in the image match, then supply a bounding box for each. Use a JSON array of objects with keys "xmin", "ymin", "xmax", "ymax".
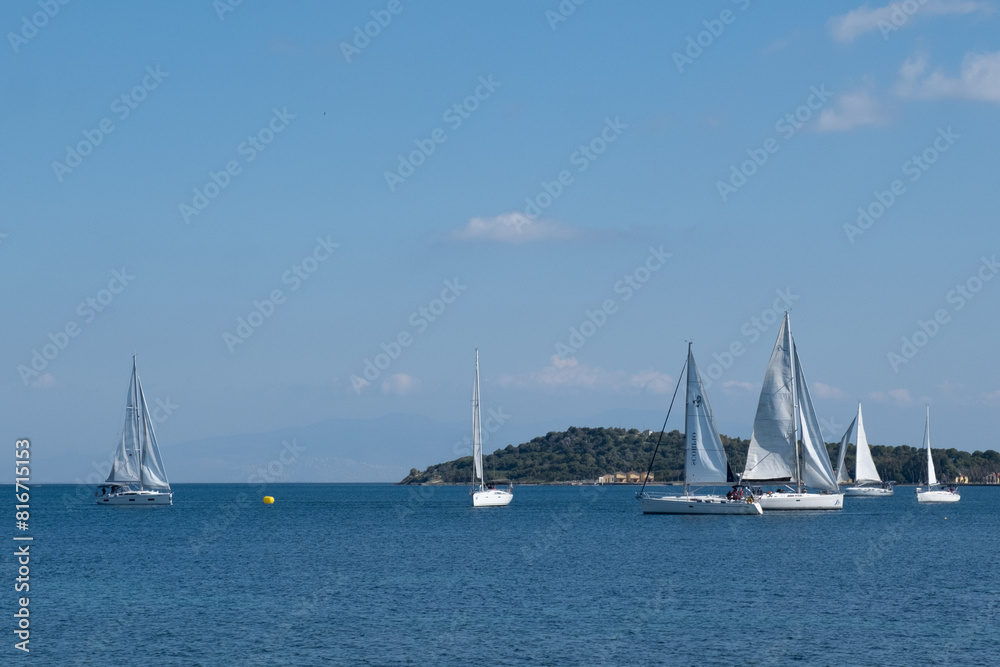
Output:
[
  {"xmin": 96, "ymin": 356, "xmax": 172, "ymax": 505},
  {"xmin": 470, "ymin": 350, "xmax": 512, "ymax": 507},
  {"xmin": 835, "ymin": 403, "xmax": 893, "ymax": 496},
  {"xmin": 741, "ymin": 313, "xmax": 843, "ymax": 510},
  {"xmin": 637, "ymin": 343, "xmax": 763, "ymax": 515},
  {"xmin": 916, "ymin": 406, "xmax": 960, "ymax": 504}
]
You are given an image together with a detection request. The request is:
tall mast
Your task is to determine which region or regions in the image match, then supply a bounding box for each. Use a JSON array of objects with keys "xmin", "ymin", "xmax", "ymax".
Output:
[
  {"xmin": 473, "ymin": 349, "xmax": 482, "ymax": 490},
  {"xmin": 134, "ymin": 356, "xmax": 145, "ymax": 490},
  {"xmin": 683, "ymin": 342, "xmax": 692, "ymax": 496},
  {"xmin": 787, "ymin": 314, "xmax": 803, "ymax": 493}
]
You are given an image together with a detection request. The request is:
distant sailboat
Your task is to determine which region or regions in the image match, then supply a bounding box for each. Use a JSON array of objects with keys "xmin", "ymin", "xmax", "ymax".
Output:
[
  {"xmin": 916, "ymin": 407, "xmax": 960, "ymax": 504},
  {"xmin": 637, "ymin": 343, "xmax": 763, "ymax": 515},
  {"xmin": 741, "ymin": 313, "xmax": 843, "ymax": 510},
  {"xmin": 471, "ymin": 350, "xmax": 512, "ymax": 507},
  {"xmin": 95, "ymin": 356, "xmax": 172, "ymax": 505},
  {"xmin": 836, "ymin": 403, "xmax": 893, "ymax": 496}
]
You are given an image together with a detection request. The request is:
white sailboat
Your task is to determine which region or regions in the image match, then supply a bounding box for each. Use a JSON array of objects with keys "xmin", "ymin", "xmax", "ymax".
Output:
[
  {"xmin": 916, "ymin": 407, "xmax": 960, "ymax": 504},
  {"xmin": 637, "ymin": 344, "xmax": 763, "ymax": 515},
  {"xmin": 95, "ymin": 356, "xmax": 172, "ymax": 505},
  {"xmin": 836, "ymin": 403, "xmax": 893, "ymax": 496},
  {"xmin": 741, "ymin": 313, "xmax": 843, "ymax": 510},
  {"xmin": 470, "ymin": 350, "xmax": 512, "ymax": 507}
]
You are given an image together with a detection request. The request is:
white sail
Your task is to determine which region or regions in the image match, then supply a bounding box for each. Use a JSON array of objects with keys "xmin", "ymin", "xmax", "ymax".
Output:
[
  {"xmin": 106, "ymin": 365, "xmax": 142, "ymax": 484},
  {"xmin": 793, "ymin": 347, "xmax": 839, "ymax": 491},
  {"xmin": 834, "ymin": 414, "xmax": 857, "ymax": 485},
  {"xmin": 472, "ymin": 350, "xmax": 484, "ymax": 486},
  {"xmin": 137, "ymin": 381, "xmax": 170, "ymax": 490},
  {"xmin": 742, "ymin": 314, "xmax": 796, "ymax": 482},
  {"xmin": 853, "ymin": 403, "xmax": 881, "ymax": 484},
  {"xmin": 924, "ymin": 407, "xmax": 937, "ymax": 486},
  {"xmin": 685, "ymin": 346, "xmax": 730, "ymax": 487}
]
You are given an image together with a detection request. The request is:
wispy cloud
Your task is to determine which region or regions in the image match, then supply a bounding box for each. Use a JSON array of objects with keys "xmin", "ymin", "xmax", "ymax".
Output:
[
  {"xmin": 722, "ymin": 380, "xmax": 757, "ymax": 392},
  {"xmin": 895, "ymin": 51, "xmax": 1000, "ymax": 103},
  {"xmin": 829, "ymin": 1, "xmax": 990, "ymax": 43},
  {"xmin": 31, "ymin": 373, "xmax": 57, "ymax": 389},
  {"xmin": 813, "ymin": 382, "xmax": 848, "ymax": 400},
  {"xmin": 869, "ymin": 388, "xmax": 914, "ymax": 406},
  {"xmin": 449, "ymin": 212, "xmax": 580, "ymax": 243},
  {"xmin": 381, "ymin": 373, "xmax": 420, "ymax": 395},
  {"xmin": 816, "ymin": 88, "xmax": 892, "ymax": 131},
  {"xmin": 499, "ymin": 355, "xmax": 672, "ymax": 394}
]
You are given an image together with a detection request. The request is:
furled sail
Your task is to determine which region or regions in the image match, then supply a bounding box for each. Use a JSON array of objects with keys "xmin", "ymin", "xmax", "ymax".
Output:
[
  {"xmin": 472, "ymin": 350, "xmax": 484, "ymax": 485},
  {"xmin": 924, "ymin": 407, "xmax": 937, "ymax": 487},
  {"xmin": 853, "ymin": 403, "xmax": 881, "ymax": 484},
  {"xmin": 106, "ymin": 367, "xmax": 142, "ymax": 484},
  {"xmin": 742, "ymin": 315, "xmax": 796, "ymax": 482},
  {"xmin": 684, "ymin": 347, "xmax": 730, "ymax": 487},
  {"xmin": 834, "ymin": 414, "xmax": 857, "ymax": 485},
  {"xmin": 793, "ymin": 348, "xmax": 839, "ymax": 491}
]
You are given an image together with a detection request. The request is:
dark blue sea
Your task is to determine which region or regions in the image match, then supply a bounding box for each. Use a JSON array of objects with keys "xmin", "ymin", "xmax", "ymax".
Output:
[{"xmin": 6, "ymin": 483, "xmax": 999, "ymax": 665}]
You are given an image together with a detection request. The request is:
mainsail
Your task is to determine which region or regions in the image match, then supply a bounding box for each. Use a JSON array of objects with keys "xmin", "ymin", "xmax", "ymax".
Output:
[
  {"xmin": 684, "ymin": 346, "xmax": 730, "ymax": 488},
  {"xmin": 853, "ymin": 403, "xmax": 881, "ymax": 484},
  {"xmin": 923, "ymin": 407, "xmax": 937, "ymax": 487},
  {"xmin": 104, "ymin": 357, "xmax": 170, "ymax": 491},
  {"xmin": 742, "ymin": 315, "xmax": 796, "ymax": 483},
  {"xmin": 472, "ymin": 350, "xmax": 484, "ymax": 486},
  {"xmin": 834, "ymin": 414, "xmax": 857, "ymax": 485}
]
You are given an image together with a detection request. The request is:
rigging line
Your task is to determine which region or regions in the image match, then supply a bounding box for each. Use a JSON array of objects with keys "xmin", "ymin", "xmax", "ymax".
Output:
[{"xmin": 638, "ymin": 356, "xmax": 687, "ymax": 497}]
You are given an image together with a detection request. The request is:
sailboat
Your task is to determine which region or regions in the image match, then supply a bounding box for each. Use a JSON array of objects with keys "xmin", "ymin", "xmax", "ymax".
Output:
[
  {"xmin": 637, "ymin": 343, "xmax": 763, "ymax": 515},
  {"xmin": 916, "ymin": 406, "xmax": 960, "ymax": 504},
  {"xmin": 741, "ymin": 313, "xmax": 843, "ymax": 510},
  {"xmin": 835, "ymin": 403, "xmax": 893, "ymax": 496},
  {"xmin": 470, "ymin": 350, "xmax": 512, "ymax": 507},
  {"xmin": 95, "ymin": 356, "xmax": 172, "ymax": 505}
]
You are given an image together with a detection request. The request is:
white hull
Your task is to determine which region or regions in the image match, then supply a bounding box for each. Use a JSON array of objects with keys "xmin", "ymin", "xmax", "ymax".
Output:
[
  {"xmin": 96, "ymin": 490, "xmax": 172, "ymax": 505},
  {"xmin": 472, "ymin": 489, "xmax": 513, "ymax": 507},
  {"xmin": 843, "ymin": 486, "xmax": 893, "ymax": 497},
  {"xmin": 639, "ymin": 494, "xmax": 763, "ymax": 515},
  {"xmin": 757, "ymin": 492, "xmax": 843, "ymax": 510},
  {"xmin": 916, "ymin": 488, "xmax": 960, "ymax": 503}
]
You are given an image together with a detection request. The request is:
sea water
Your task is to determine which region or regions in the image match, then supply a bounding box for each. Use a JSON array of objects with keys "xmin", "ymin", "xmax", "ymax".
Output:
[{"xmin": 6, "ymin": 484, "xmax": 998, "ymax": 665}]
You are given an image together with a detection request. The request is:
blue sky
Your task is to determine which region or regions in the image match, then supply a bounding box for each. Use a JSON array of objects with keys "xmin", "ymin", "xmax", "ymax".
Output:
[{"xmin": 3, "ymin": 1, "xmax": 999, "ymax": 482}]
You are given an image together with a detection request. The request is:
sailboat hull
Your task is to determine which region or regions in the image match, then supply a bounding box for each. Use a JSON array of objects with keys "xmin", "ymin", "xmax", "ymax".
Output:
[
  {"xmin": 916, "ymin": 489, "xmax": 960, "ymax": 503},
  {"xmin": 843, "ymin": 486, "xmax": 893, "ymax": 497},
  {"xmin": 757, "ymin": 492, "xmax": 843, "ymax": 510},
  {"xmin": 96, "ymin": 490, "xmax": 172, "ymax": 505},
  {"xmin": 639, "ymin": 494, "xmax": 763, "ymax": 515},
  {"xmin": 472, "ymin": 489, "xmax": 513, "ymax": 507}
]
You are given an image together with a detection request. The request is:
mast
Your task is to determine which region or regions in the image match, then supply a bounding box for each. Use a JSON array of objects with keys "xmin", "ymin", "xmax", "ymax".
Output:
[
  {"xmin": 472, "ymin": 349, "xmax": 483, "ymax": 491},
  {"xmin": 133, "ymin": 356, "xmax": 142, "ymax": 489},
  {"xmin": 683, "ymin": 342, "xmax": 692, "ymax": 496},
  {"xmin": 787, "ymin": 314, "xmax": 803, "ymax": 493}
]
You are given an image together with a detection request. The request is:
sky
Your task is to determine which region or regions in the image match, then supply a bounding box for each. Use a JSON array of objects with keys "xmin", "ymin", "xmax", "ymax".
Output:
[{"xmin": 2, "ymin": 0, "xmax": 999, "ymax": 483}]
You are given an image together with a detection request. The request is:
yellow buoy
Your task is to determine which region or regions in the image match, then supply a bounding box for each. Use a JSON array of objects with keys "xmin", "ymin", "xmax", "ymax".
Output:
[{"xmin": 263, "ymin": 496, "xmax": 274, "ymax": 504}]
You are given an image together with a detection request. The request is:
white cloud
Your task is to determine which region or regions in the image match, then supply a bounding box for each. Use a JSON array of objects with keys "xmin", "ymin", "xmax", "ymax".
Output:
[
  {"xmin": 816, "ymin": 88, "xmax": 892, "ymax": 131},
  {"xmin": 31, "ymin": 373, "xmax": 57, "ymax": 389},
  {"xmin": 869, "ymin": 388, "xmax": 914, "ymax": 406},
  {"xmin": 450, "ymin": 212, "xmax": 579, "ymax": 243},
  {"xmin": 980, "ymin": 389, "xmax": 1000, "ymax": 405},
  {"xmin": 895, "ymin": 51, "xmax": 1000, "ymax": 103},
  {"xmin": 813, "ymin": 382, "xmax": 848, "ymax": 400},
  {"xmin": 381, "ymin": 373, "xmax": 420, "ymax": 396},
  {"xmin": 722, "ymin": 380, "xmax": 757, "ymax": 392},
  {"xmin": 499, "ymin": 355, "xmax": 672, "ymax": 394},
  {"xmin": 829, "ymin": 1, "xmax": 990, "ymax": 43}
]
